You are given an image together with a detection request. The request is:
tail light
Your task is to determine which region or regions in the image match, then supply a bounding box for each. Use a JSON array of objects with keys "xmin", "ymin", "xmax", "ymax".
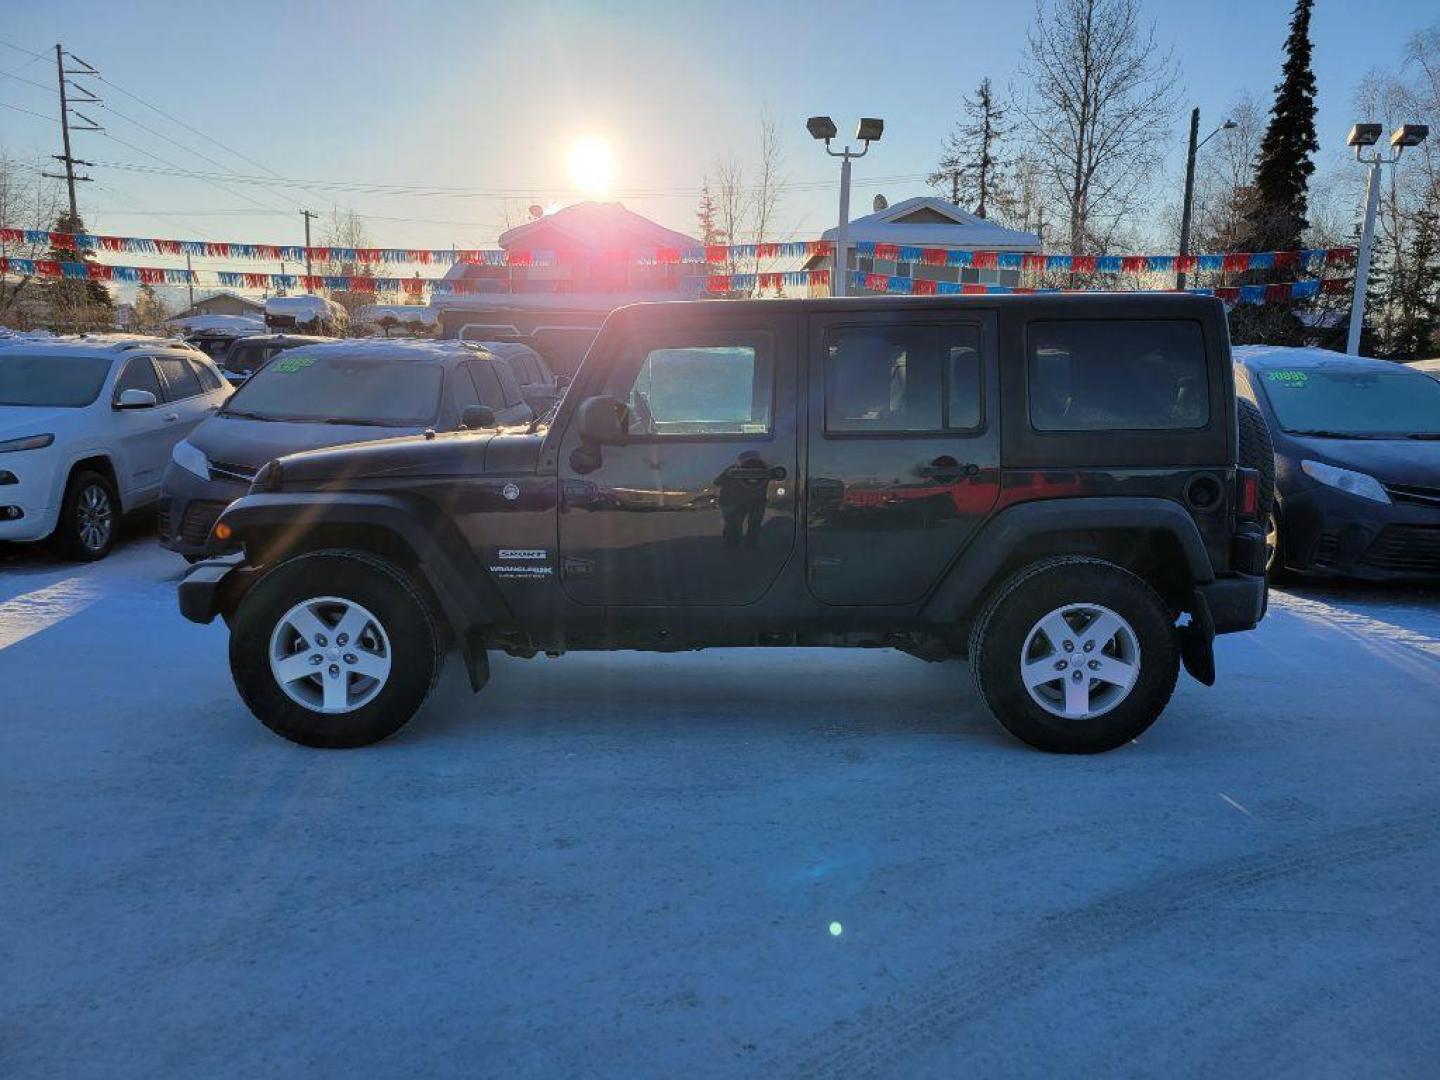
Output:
[{"xmin": 1236, "ymin": 468, "xmax": 1259, "ymax": 520}]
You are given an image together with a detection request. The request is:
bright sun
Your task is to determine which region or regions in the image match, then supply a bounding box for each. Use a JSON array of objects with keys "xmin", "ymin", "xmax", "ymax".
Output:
[{"xmin": 566, "ymin": 135, "xmax": 616, "ymax": 196}]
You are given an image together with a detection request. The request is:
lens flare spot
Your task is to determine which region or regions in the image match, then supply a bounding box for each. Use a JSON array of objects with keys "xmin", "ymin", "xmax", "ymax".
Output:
[{"xmin": 829, "ymin": 921, "xmax": 843, "ymax": 937}]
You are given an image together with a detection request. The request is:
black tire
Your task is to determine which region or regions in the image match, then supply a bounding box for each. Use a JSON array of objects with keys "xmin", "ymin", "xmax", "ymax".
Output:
[
  {"xmin": 1265, "ymin": 506, "xmax": 1290, "ymax": 583},
  {"xmin": 967, "ymin": 556, "xmax": 1180, "ymax": 754},
  {"xmin": 229, "ymin": 549, "xmax": 444, "ymax": 748},
  {"xmin": 1237, "ymin": 397, "xmax": 1276, "ymax": 520},
  {"xmin": 52, "ymin": 468, "xmax": 118, "ymax": 561}
]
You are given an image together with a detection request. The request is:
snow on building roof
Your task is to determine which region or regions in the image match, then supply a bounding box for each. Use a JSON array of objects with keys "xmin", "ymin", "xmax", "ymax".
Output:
[
  {"xmin": 496, "ymin": 200, "xmax": 698, "ymax": 256},
  {"xmin": 265, "ymin": 295, "xmax": 345, "ymax": 321},
  {"xmin": 819, "ymin": 196, "xmax": 1041, "ymax": 251},
  {"xmin": 167, "ymin": 313, "xmax": 266, "ymax": 334},
  {"xmin": 358, "ymin": 304, "xmax": 438, "ymax": 326},
  {"xmin": 178, "ymin": 290, "xmax": 265, "ymax": 313}
]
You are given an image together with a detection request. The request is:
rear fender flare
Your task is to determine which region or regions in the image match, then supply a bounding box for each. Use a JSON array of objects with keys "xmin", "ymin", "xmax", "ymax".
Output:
[{"xmin": 923, "ymin": 497, "xmax": 1215, "ymax": 626}]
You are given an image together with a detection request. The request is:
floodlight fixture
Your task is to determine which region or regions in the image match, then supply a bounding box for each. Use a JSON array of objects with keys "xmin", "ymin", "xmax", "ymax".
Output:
[
  {"xmin": 1390, "ymin": 124, "xmax": 1429, "ymax": 151},
  {"xmin": 856, "ymin": 117, "xmax": 884, "ymax": 143},
  {"xmin": 1347, "ymin": 123, "xmax": 1382, "ymax": 148},
  {"xmin": 807, "ymin": 116, "xmax": 838, "ymax": 142}
]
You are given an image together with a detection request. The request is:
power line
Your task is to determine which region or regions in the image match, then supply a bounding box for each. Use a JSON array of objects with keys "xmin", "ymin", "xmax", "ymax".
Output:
[{"xmin": 0, "ymin": 98, "xmax": 55, "ymax": 122}]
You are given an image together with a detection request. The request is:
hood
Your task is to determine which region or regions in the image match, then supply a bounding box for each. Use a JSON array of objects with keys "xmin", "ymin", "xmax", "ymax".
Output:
[
  {"xmin": 0, "ymin": 405, "xmax": 76, "ymax": 440},
  {"xmin": 273, "ymin": 428, "xmax": 496, "ymax": 486},
  {"xmin": 190, "ymin": 414, "xmax": 426, "ymax": 467},
  {"xmin": 1287, "ymin": 434, "xmax": 1440, "ymax": 488}
]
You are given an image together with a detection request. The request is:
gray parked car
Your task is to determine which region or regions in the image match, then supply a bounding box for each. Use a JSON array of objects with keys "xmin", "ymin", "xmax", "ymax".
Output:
[{"xmin": 159, "ymin": 339, "xmax": 533, "ymax": 558}]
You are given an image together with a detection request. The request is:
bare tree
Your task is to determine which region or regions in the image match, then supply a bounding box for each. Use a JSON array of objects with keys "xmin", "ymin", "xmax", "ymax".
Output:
[
  {"xmin": 130, "ymin": 283, "xmax": 171, "ymax": 334},
  {"xmin": 1191, "ymin": 94, "xmax": 1266, "ymax": 252},
  {"xmin": 710, "ymin": 153, "xmax": 745, "ymax": 278},
  {"xmin": 748, "ymin": 116, "xmax": 784, "ymax": 278},
  {"xmin": 321, "ymin": 207, "xmax": 378, "ymax": 333},
  {"xmin": 0, "ymin": 151, "xmax": 63, "ymax": 329},
  {"xmin": 1017, "ymin": 0, "xmax": 1180, "ymax": 255}
]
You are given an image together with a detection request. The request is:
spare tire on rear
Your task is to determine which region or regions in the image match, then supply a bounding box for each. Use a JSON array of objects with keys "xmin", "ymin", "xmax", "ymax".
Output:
[{"xmin": 1237, "ymin": 397, "xmax": 1275, "ymax": 520}]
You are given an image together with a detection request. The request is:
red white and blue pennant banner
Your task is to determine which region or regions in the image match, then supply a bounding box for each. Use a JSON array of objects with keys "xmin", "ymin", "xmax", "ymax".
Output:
[
  {"xmin": 0, "ymin": 227, "xmax": 1355, "ymax": 272},
  {"xmin": 846, "ymin": 270, "xmax": 1353, "ymax": 304}
]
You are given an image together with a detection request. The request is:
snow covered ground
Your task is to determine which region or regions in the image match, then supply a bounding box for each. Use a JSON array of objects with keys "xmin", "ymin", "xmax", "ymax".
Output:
[{"xmin": 2, "ymin": 525, "xmax": 1438, "ymax": 1078}]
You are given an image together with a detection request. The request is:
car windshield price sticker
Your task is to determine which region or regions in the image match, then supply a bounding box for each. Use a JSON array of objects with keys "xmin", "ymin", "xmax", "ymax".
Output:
[
  {"xmin": 273, "ymin": 355, "xmax": 316, "ymax": 374},
  {"xmin": 1263, "ymin": 369, "xmax": 1308, "ymax": 387}
]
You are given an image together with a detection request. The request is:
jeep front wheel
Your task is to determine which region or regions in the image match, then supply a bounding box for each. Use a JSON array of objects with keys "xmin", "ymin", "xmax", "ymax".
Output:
[
  {"xmin": 968, "ymin": 557, "xmax": 1179, "ymax": 753},
  {"xmin": 229, "ymin": 550, "xmax": 443, "ymax": 748}
]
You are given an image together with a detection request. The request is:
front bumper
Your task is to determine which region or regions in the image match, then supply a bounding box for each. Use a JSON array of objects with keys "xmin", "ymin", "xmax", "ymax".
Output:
[
  {"xmin": 158, "ymin": 463, "xmax": 247, "ymax": 557},
  {"xmin": 1279, "ymin": 484, "xmax": 1440, "ymax": 581},
  {"xmin": 178, "ymin": 556, "xmax": 256, "ymax": 624},
  {"xmin": 0, "ymin": 461, "xmax": 59, "ymax": 543}
]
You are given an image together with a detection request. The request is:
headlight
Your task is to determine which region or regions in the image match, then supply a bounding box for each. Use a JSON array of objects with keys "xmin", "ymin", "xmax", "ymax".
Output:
[
  {"xmin": 1300, "ymin": 459, "xmax": 1391, "ymax": 504},
  {"xmin": 171, "ymin": 439, "xmax": 210, "ymax": 480},
  {"xmin": 0, "ymin": 433, "xmax": 54, "ymax": 453}
]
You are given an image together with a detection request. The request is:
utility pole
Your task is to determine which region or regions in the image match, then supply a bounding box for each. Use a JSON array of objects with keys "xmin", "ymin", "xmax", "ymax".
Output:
[
  {"xmin": 1177, "ymin": 109, "xmax": 1200, "ymax": 292},
  {"xmin": 42, "ymin": 44, "xmax": 102, "ymax": 227},
  {"xmin": 185, "ymin": 253, "xmax": 194, "ymax": 308},
  {"xmin": 300, "ymin": 209, "xmax": 318, "ymax": 287}
]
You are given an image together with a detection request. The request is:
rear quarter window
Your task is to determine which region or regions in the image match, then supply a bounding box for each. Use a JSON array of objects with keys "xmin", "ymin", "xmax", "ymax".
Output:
[{"xmin": 1027, "ymin": 320, "xmax": 1208, "ymax": 431}]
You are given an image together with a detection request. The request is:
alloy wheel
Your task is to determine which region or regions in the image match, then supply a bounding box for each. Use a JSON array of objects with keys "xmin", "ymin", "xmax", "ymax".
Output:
[
  {"xmin": 268, "ymin": 596, "xmax": 393, "ymax": 714},
  {"xmin": 1020, "ymin": 603, "xmax": 1142, "ymax": 720},
  {"xmin": 77, "ymin": 483, "xmax": 114, "ymax": 553}
]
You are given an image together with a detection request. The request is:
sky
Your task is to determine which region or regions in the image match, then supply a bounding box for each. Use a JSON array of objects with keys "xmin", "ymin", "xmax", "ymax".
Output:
[{"xmin": 0, "ymin": 0, "xmax": 1434, "ymax": 267}]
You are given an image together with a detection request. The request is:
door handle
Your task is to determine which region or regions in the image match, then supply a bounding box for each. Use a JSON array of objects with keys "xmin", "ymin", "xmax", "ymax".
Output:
[
  {"xmin": 727, "ymin": 465, "xmax": 786, "ymax": 481},
  {"xmin": 809, "ymin": 477, "xmax": 844, "ymax": 502},
  {"xmin": 163, "ymin": 412, "xmax": 180, "ymax": 423},
  {"xmin": 917, "ymin": 459, "xmax": 979, "ymax": 478}
]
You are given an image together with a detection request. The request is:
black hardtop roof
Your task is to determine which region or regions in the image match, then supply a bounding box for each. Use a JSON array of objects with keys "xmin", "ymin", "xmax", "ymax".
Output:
[{"xmin": 607, "ymin": 291, "xmax": 1226, "ymax": 324}]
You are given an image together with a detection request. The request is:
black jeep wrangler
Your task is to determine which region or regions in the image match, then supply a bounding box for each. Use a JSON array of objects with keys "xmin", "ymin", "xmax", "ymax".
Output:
[{"xmin": 179, "ymin": 294, "xmax": 1270, "ymax": 753}]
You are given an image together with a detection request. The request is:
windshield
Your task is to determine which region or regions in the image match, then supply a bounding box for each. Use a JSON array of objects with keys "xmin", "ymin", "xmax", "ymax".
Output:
[
  {"xmin": 1256, "ymin": 365, "xmax": 1440, "ymax": 436},
  {"xmin": 222, "ymin": 353, "xmax": 443, "ymax": 425},
  {"xmin": 0, "ymin": 353, "xmax": 112, "ymax": 407}
]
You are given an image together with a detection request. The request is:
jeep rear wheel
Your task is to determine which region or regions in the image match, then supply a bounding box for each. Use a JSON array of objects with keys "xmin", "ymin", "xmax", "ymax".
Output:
[
  {"xmin": 968, "ymin": 557, "xmax": 1179, "ymax": 753},
  {"xmin": 229, "ymin": 550, "xmax": 443, "ymax": 748}
]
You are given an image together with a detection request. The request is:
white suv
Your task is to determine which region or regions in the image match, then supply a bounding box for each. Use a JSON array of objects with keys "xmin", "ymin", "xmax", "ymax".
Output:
[{"xmin": 0, "ymin": 336, "xmax": 231, "ymax": 560}]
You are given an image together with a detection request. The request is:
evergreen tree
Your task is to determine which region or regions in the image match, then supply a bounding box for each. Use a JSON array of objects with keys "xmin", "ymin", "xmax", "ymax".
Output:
[
  {"xmin": 45, "ymin": 210, "xmax": 115, "ymax": 333},
  {"xmin": 928, "ymin": 77, "xmax": 1011, "ymax": 219},
  {"xmin": 1243, "ymin": 0, "xmax": 1319, "ymax": 252},
  {"xmin": 1390, "ymin": 201, "xmax": 1440, "ymax": 360},
  {"xmin": 695, "ymin": 183, "xmax": 722, "ymax": 246}
]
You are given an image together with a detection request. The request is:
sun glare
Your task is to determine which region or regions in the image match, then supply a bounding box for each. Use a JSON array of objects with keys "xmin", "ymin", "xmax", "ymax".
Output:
[{"xmin": 566, "ymin": 136, "xmax": 616, "ymax": 196}]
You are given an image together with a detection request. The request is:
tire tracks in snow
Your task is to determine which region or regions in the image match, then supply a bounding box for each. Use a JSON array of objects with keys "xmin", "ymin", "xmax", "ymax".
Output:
[
  {"xmin": 775, "ymin": 812, "xmax": 1440, "ymax": 1078},
  {"xmin": 1269, "ymin": 590, "xmax": 1440, "ymax": 662}
]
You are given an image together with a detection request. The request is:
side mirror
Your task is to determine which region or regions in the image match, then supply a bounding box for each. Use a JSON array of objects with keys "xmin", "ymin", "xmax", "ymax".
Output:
[
  {"xmin": 461, "ymin": 405, "xmax": 497, "ymax": 430},
  {"xmin": 115, "ymin": 388, "xmax": 158, "ymax": 410},
  {"xmin": 577, "ymin": 395, "xmax": 629, "ymax": 446}
]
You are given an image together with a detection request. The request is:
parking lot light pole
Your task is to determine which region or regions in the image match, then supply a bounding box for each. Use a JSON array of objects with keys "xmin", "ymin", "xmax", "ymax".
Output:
[
  {"xmin": 1177, "ymin": 110, "xmax": 1236, "ymax": 291},
  {"xmin": 1346, "ymin": 123, "xmax": 1428, "ymax": 355},
  {"xmin": 808, "ymin": 116, "xmax": 883, "ymax": 297}
]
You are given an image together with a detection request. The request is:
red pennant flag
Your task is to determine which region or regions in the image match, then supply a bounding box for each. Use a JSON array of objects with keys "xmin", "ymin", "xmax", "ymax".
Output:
[
  {"xmin": 99, "ymin": 236, "xmax": 124, "ymax": 252},
  {"xmin": 86, "ymin": 264, "xmax": 113, "ymax": 280},
  {"xmin": 921, "ymin": 248, "xmax": 948, "ymax": 267},
  {"xmin": 139, "ymin": 267, "xmax": 165, "ymax": 285},
  {"xmin": 1222, "ymin": 253, "xmax": 1250, "ymax": 272},
  {"xmin": 961, "ymin": 283, "xmax": 987, "ymax": 295},
  {"xmin": 1216, "ymin": 287, "xmax": 1240, "ymax": 301},
  {"xmin": 808, "ymin": 241, "xmax": 833, "ymax": 259},
  {"xmin": 301, "ymin": 275, "xmax": 323, "ymax": 291},
  {"xmin": 864, "ymin": 273, "xmax": 887, "ymax": 291},
  {"xmin": 972, "ymin": 251, "xmax": 998, "ymax": 269},
  {"xmin": 402, "ymin": 277, "xmax": 424, "ymax": 294},
  {"xmin": 1175, "ymin": 255, "xmax": 1197, "ymax": 273},
  {"xmin": 1325, "ymin": 248, "xmax": 1354, "ymax": 264},
  {"xmin": 707, "ymin": 274, "xmax": 731, "ymax": 292},
  {"xmin": 35, "ymin": 259, "xmax": 60, "ymax": 277},
  {"xmin": 705, "ymin": 245, "xmax": 729, "ymax": 264},
  {"xmin": 1322, "ymin": 277, "xmax": 1351, "ymax": 294},
  {"xmin": 654, "ymin": 247, "xmax": 680, "ymax": 264},
  {"xmin": 757, "ymin": 243, "xmax": 779, "ymax": 260},
  {"xmin": 155, "ymin": 240, "xmax": 181, "ymax": 256},
  {"xmin": 1022, "ymin": 253, "xmax": 1047, "ymax": 271},
  {"xmin": 205, "ymin": 243, "xmax": 230, "ymax": 258},
  {"xmin": 1264, "ymin": 283, "xmax": 1293, "ymax": 302},
  {"xmin": 507, "ymin": 250, "xmax": 533, "ymax": 268},
  {"xmin": 1012, "ymin": 287, "xmax": 1036, "ymax": 294},
  {"xmin": 1070, "ymin": 256, "xmax": 1097, "ymax": 274},
  {"xmin": 350, "ymin": 276, "xmax": 376, "ymax": 292},
  {"xmin": 912, "ymin": 277, "xmax": 938, "ymax": 296},
  {"xmin": 812, "ymin": 269, "xmax": 829, "ymax": 287},
  {"xmin": 874, "ymin": 243, "xmax": 900, "ymax": 262},
  {"xmin": 759, "ymin": 272, "xmax": 782, "ymax": 291},
  {"xmin": 49, "ymin": 232, "xmax": 76, "ymax": 250},
  {"xmin": 310, "ymin": 247, "xmax": 330, "ymax": 263},
  {"xmin": 1272, "ymin": 250, "xmax": 1299, "ymax": 269},
  {"xmin": 1122, "ymin": 256, "xmax": 1148, "ymax": 273},
  {"xmin": 0, "ymin": 227, "xmax": 22, "ymax": 244}
]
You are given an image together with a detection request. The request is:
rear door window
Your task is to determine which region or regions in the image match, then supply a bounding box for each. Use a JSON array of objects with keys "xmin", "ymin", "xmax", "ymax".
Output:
[
  {"xmin": 190, "ymin": 358, "xmax": 224, "ymax": 392},
  {"xmin": 824, "ymin": 323, "xmax": 983, "ymax": 433},
  {"xmin": 493, "ymin": 360, "xmax": 525, "ymax": 408},
  {"xmin": 464, "ymin": 362, "xmax": 507, "ymax": 408},
  {"xmin": 154, "ymin": 356, "xmax": 203, "ymax": 401},
  {"xmin": 113, "ymin": 356, "xmax": 164, "ymax": 402},
  {"xmin": 1027, "ymin": 320, "xmax": 1208, "ymax": 431}
]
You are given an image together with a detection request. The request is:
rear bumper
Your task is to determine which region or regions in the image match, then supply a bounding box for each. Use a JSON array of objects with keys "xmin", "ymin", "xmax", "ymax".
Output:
[{"xmin": 1197, "ymin": 572, "xmax": 1267, "ymax": 634}]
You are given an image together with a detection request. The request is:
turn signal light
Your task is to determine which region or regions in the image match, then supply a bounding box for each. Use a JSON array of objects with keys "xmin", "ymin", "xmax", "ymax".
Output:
[{"xmin": 213, "ymin": 522, "xmax": 233, "ymax": 541}]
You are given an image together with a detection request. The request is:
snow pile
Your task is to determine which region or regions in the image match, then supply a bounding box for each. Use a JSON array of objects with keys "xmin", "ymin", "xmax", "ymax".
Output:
[
  {"xmin": 167, "ymin": 314, "xmax": 265, "ymax": 334},
  {"xmin": 358, "ymin": 304, "xmax": 437, "ymax": 327}
]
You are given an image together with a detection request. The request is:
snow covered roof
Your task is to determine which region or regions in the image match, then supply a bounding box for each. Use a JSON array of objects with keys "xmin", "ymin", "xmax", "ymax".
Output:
[
  {"xmin": 272, "ymin": 338, "xmax": 506, "ymax": 362},
  {"xmin": 179, "ymin": 290, "xmax": 264, "ymax": 313},
  {"xmin": 265, "ymin": 295, "xmax": 345, "ymax": 321},
  {"xmin": 497, "ymin": 201, "xmax": 698, "ymax": 256},
  {"xmin": 167, "ymin": 313, "xmax": 266, "ymax": 334},
  {"xmin": 819, "ymin": 196, "xmax": 1041, "ymax": 251},
  {"xmin": 358, "ymin": 304, "xmax": 438, "ymax": 326}
]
